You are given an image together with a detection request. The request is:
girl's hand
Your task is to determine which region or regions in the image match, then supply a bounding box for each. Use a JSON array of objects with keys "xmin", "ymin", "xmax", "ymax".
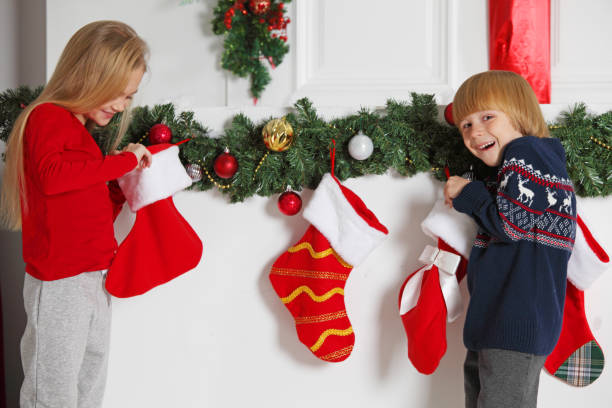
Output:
[
  {"xmin": 123, "ymin": 143, "xmax": 152, "ymax": 169},
  {"xmin": 444, "ymin": 176, "xmax": 471, "ymax": 207}
]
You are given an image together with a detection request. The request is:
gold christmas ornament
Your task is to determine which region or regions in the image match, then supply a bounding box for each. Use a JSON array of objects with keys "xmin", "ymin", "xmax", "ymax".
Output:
[{"xmin": 262, "ymin": 117, "xmax": 294, "ymax": 152}]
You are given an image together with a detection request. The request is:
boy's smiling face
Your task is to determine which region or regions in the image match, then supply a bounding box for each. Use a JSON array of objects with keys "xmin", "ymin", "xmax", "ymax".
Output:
[{"xmin": 458, "ymin": 110, "xmax": 523, "ymax": 167}]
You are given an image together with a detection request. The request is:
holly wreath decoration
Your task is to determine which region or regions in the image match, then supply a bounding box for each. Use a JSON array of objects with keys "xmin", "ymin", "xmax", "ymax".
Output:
[{"xmin": 212, "ymin": 0, "xmax": 292, "ymax": 102}]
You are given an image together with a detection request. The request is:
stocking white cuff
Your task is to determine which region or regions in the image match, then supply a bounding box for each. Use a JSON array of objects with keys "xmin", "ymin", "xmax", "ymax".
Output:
[
  {"xmin": 303, "ymin": 174, "xmax": 386, "ymax": 266},
  {"xmin": 421, "ymin": 199, "xmax": 478, "ymax": 259},
  {"xmin": 118, "ymin": 145, "xmax": 192, "ymax": 212},
  {"xmin": 568, "ymin": 216, "xmax": 610, "ymax": 290}
]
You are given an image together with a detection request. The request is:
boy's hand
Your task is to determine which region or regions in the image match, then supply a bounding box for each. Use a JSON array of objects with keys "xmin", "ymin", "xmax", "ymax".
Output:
[{"xmin": 444, "ymin": 176, "xmax": 471, "ymax": 207}]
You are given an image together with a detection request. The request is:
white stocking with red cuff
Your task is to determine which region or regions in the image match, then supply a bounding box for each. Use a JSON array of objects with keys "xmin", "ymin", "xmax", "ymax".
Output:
[
  {"xmin": 544, "ymin": 215, "xmax": 609, "ymax": 386},
  {"xmin": 105, "ymin": 143, "xmax": 203, "ymax": 298}
]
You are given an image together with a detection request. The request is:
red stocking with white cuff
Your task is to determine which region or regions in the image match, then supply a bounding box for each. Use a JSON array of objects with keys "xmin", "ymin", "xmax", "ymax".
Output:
[
  {"xmin": 399, "ymin": 238, "xmax": 468, "ymax": 374},
  {"xmin": 544, "ymin": 215, "xmax": 609, "ymax": 386},
  {"xmin": 398, "ymin": 199, "xmax": 475, "ymax": 374},
  {"xmin": 106, "ymin": 143, "xmax": 203, "ymax": 298},
  {"xmin": 399, "ymin": 195, "xmax": 609, "ymax": 385}
]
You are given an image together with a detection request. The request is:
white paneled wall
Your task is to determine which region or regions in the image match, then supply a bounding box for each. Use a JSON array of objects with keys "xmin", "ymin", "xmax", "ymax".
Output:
[
  {"xmin": 551, "ymin": 0, "xmax": 612, "ymax": 103},
  {"xmin": 289, "ymin": 1, "xmax": 453, "ymax": 106},
  {"xmin": 1, "ymin": 0, "xmax": 610, "ymax": 407},
  {"xmin": 45, "ymin": 0, "xmax": 612, "ymax": 108}
]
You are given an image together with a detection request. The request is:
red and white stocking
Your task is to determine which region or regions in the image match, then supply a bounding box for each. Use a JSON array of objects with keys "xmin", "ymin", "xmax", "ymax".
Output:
[
  {"xmin": 269, "ymin": 173, "xmax": 388, "ymax": 362},
  {"xmin": 544, "ymin": 215, "xmax": 609, "ymax": 386},
  {"xmin": 398, "ymin": 199, "xmax": 475, "ymax": 374},
  {"xmin": 106, "ymin": 143, "xmax": 203, "ymax": 298},
  {"xmin": 399, "ymin": 196, "xmax": 609, "ymax": 384}
]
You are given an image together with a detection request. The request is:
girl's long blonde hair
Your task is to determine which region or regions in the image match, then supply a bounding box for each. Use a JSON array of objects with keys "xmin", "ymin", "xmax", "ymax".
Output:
[
  {"xmin": 1, "ymin": 20, "xmax": 148, "ymax": 230},
  {"xmin": 452, "ymin": 70, "xmax": 549, "ymax": 139}
]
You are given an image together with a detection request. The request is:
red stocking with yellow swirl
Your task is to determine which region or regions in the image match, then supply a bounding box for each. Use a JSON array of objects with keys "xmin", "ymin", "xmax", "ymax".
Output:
[{"xmin": 270, "ymin": 173, "xmax": 388, "ymax": 362}]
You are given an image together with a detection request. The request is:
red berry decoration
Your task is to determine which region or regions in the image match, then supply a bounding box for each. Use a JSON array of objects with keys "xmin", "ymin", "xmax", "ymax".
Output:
[
  {"xmin": 249, "ymin": 0, "xmax": 270, "ymax": 14},
  {"xmin": 213, "ymin": 150, "xmax": 238, "ymax": 179},
  {"xmin": 278, "ymin": 191, "xmax": 302, "ymax": 216},
  {"xmin": 444, "ymin": 103, "xmax": 454, "ymax": 126},
  {"xmin": 149, "ymin": 123, "xmax": 172, "ymax": 144}
]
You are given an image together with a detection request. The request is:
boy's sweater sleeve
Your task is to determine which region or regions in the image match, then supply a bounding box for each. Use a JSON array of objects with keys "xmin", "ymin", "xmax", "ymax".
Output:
[
  {"xmin": 453, "ymin": 138, "xmax": 571, "ymax": 243},
  {"xmin": 26, "ymin": 104, "xmax": 138, "ymax": 196},
  {"xmin": 452, "ymin": 181, "xmax": 521, "ymax": 242}
]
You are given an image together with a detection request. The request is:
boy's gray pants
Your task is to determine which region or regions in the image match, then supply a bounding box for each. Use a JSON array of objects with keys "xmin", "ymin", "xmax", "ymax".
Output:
[
  {"xmin": 20, "ymin": 271, "xmax": 111, "ymax": 408},
  {"xmin": 464, "ymin": 348, "xmax": 547, "ymax": 408}
]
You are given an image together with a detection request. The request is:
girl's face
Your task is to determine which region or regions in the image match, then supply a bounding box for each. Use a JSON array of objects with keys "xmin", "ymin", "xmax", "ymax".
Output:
[
  {"xmin": 458, "ymin": 110, "xmax": 523, "ymax": 167},
  {"xmin": 74, "ymin": 67, "xmax": 145, "ymax": 127}
]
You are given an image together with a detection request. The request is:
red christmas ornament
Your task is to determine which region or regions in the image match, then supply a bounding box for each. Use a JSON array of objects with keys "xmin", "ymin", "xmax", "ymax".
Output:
[
  {"xmin": 149, "ymin": 123, "xmax": 173, "ymax": 144},
  {"xmin": 277, "ymin": 191, "xmax": 302, "ymax": 216},
  {"xmin": 213, "ymin": 150, "xmax": 238, "ymax": 179},
  {"xmin": 249, "ymin": 0, "xmax": 270, "ymax": 14},
  {"xmin": 444, "ymin": 103, "xmax": 454, "ymax": 126}
]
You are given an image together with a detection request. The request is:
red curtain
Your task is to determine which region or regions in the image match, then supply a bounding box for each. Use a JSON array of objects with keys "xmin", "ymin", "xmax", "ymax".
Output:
[{"xmin": 489, "ymin": 0, "xmax": 550, "ymax": 103}]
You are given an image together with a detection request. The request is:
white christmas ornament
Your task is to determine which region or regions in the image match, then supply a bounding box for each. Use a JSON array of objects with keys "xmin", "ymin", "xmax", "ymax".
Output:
[
  {"xmin": 186, "ymin": 163, "xmax": 203, "ymax": 182},
  {"xmin": 348, "ymin": 132, "xmax": 374, "ymax": 160}
]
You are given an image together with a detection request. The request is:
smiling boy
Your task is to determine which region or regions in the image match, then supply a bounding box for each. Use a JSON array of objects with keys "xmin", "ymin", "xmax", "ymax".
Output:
[{"xmin": 444, "ymin": 71, "xmax": 577, "ymax": 408}]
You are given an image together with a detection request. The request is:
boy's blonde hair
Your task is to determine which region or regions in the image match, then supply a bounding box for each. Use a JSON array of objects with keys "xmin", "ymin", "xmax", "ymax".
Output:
[
  {"xmin": 1, "ymin": 20, "xmax": 149, "ymax": 230},
  {"xmin": 452, "ymin": 70, "xmax": 549, "ymax": 139}
]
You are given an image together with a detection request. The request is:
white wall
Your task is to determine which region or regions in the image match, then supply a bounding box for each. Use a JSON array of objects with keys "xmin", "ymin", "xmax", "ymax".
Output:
[{"xmin": 2, "ymin": 0, "xmax": 611, "ymax": 407}]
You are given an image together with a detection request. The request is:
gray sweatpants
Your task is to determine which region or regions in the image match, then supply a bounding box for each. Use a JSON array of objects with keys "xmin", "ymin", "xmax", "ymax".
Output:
[
  {"xmin": 464, "ymin": 348, "xmax": 547, "ymax": 408},
  {"xmin": 20, "ymin": 271, "xmax": 111, "ymax": 408}
]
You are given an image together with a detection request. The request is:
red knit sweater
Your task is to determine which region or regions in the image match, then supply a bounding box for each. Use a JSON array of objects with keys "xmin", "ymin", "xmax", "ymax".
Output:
[{"xmin": 21, "ymin": 103, "xmax": 138, "ymax": 281}]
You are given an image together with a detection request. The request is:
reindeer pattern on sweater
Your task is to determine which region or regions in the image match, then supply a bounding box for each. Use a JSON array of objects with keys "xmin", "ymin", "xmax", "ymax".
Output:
[{"xmin": 492, "ymin": 156, "xmax": 577, "ymax": 251}]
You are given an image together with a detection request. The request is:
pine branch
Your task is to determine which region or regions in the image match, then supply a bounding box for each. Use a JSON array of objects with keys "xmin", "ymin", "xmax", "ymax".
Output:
[
  {"xmin": 1, "ymin": 85, "xmax": 611, "ymax": 199},
  {"xmin": 212, "ymin": 0, "xmax": 292, "ymax": 99},
  {"xmin": 0, "ymin": 85, "xmax": 43, "ymax": 143}
]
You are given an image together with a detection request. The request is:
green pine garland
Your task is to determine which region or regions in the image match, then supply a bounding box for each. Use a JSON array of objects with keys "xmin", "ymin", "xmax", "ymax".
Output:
[
  {"xmin": 1, "ymin": 85, "xmax": 610, "ymax": 199},
  {"xmin": 0, "ymin": 85, "xmax": 44, "ymax": 145},
  {"xmin": 212, "ymin": 0, "xmax": 292, "ymax": 100}
]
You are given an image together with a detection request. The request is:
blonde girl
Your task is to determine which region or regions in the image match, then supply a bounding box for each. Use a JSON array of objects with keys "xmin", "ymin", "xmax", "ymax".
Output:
[{"xmin": 1, "ymin": 21, "xmax": 152, "ymax": 408}]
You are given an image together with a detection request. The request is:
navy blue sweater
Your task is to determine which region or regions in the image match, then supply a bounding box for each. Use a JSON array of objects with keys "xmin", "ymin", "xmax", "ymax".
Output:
[{"xmin": 453, "ymin": 136, "xmax": 577, "ymax": 355}]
